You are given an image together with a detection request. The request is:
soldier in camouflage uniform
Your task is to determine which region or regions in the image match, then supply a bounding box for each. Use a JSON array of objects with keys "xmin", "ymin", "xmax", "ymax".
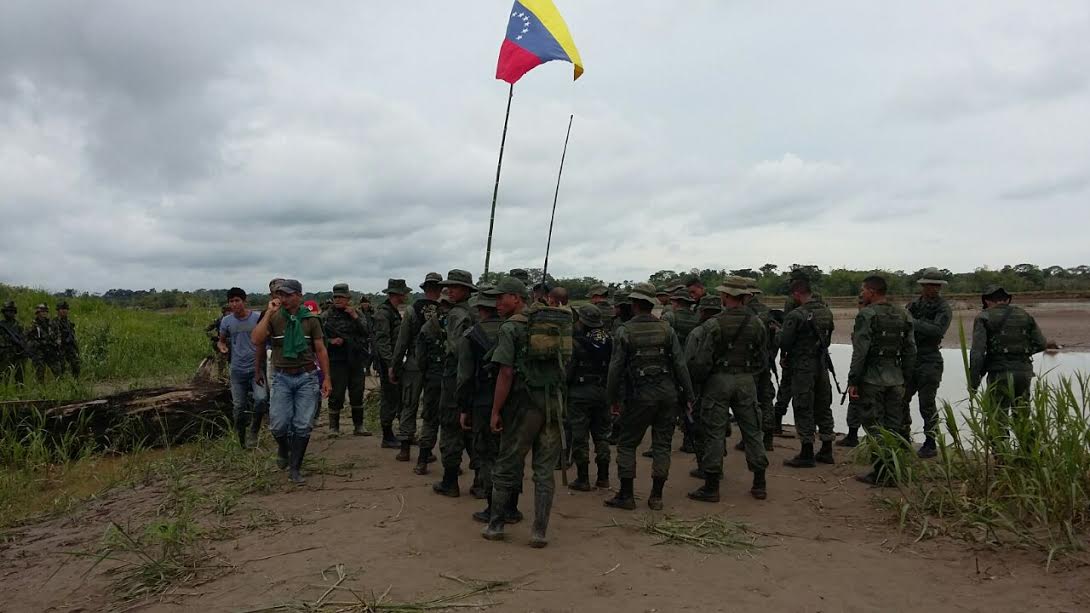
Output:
[
  {"xmin": 777, "ymin": 277, "xmax": 837, "ymax": 468},
  {"xmin": 0, "ymin": 301, "xmax": 29, "ymax": 385},
  {"xmin": 903, "ymin": 268, "xmax": 953, "ymax": 458},
  {"xmin": 684, "ymin": 276, "xmax": 706, "ymax": 303},
  {"xmin": 433, "ymin": 270, "xmax": 479, "ymax": 498},
  {"xmin": 482, "ymin": 277, "xmax": 562, "ymax": 548},
  {"xmin": 741, "ymin": 278, "xmax": 776, "ymax": 452},
  {"xmin": 687, "ymin": 277, "xmax": 769, "ymax": 502},
  {"xmin": 587, "ymin": 285, "xmax": 615, "ymax": 329},
  {"xmin": 377, "ymin": 279, "xmax": 411, "ymax": 445},
  {"xmin": 771, "ymin": 294, "xmax": 800, "ymax": 434},
  {"xmin": 392, "ymin": 273, "xmax": 442, "ymax": 462},
  {"xmin": 604, "ymin": 283, "xmax": 695, "ymax": 511},
  {"xmin": 684, "ymin": 295, "xmax": 722, "ymax": 480},
  {"xmin": 969, "ymin": 285, "xmax": 1047, "ymax": 440},
  {"xmin": 320, "ymin": 283, "xmax": 371, "ymax": 436},
  {"xmin": 662, "ymin": 288, "xmax": 700, "ymax": 454},
  {"xmin": 838, "ymin": 294, "xmax": 867, "ymax": 448},
  {"xmin": 28, "ymin": 304, "xmax": 60, "ymax": 382},
  {"xmin": 848, "ymin": 276, "xmax": 916, "ymax": 486},
  {"xmin": 54, "ymin": 302, "xmax": 80, "ymax": 377},
  {"xmin": 508, "ymin": 268, "xmax": 531, "ymax": 285},
  {"xmin": 566, "ymin": 305, "xmax": 613, "ymax": 492}
]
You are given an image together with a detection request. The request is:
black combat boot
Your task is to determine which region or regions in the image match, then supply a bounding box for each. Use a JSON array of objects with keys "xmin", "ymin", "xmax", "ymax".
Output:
[
  {"xmin": 470, "ymin": 470, "xmax": 486, "ymax": 499},
  {"xmin": 814, "ymin": 440, "xmax": 835, "ymax": 464},
  {"xmin": 836, "ymin": 428, "xmax": 859, "ymax": 447},
  {"xmin": 288, "ymin": 436, "xmax": 310, "ymax": 486},
  {"xmin": 234, "ymin": 415, "xmax": 248, "ymax": 448},
  {"xmin": 750, "ymin": 470, "xmax": 767, "ymax": 500},
  {"xmin": 432, "ymin": 467, "xmax": 460, "ymax": 497},
  {"xmin": 688, "ymin": 475, "xmax": 720, "ymax": 503},
  {"xmin": 648, "ymin": 477, "xmax": 666, "ymax": 511},
  {"xmin": 351, "ymin": 406, "xmax": 370, "ymax": 436},
  {"xmin": 763, "ymin": 432, "xmax": 774, "ymax": 451},
  {"xmin": 274, "ymin": 435, "xmax": 290, "ymax": 470},
  {"xmin": 595, "ymin": 461, "xmax": 610, "ymax": 489},
  {"xmin": 413, "ymin": 447, "xmax": 431, "ymax": 475},
  {"xmin": 328, "ymin": 411, "xmax": 341, "ymax": 437},
  {"xmin": 689, "ymin": 466, "xmax": 706, "ymax": 479},
  {"xmin": 473, "ymin": 495, "xmax": 492, "ymax": 524},
  {"xmin": 917, "ymin": 436, "xmax": 937, "ymax": 459},
  {"xmin": 783, "ymin": 442, "xmax": 816, "ymax": 468},
  {"xmin": 381, "ymin": 425, "xmax": 399, "ymax": 448},
  {"xmin": 773, "ymin": 414, "xmax": 784, "ymax": 435},
  {"xmin": 529, "ymin": 490, "xmax": 554, "ymax": 548},
  {"xmin": 395, "ymin": 440, "xmax": 411, "ymax": 462},
  {"xmin": 482, "ymin": 489, "xmax": 509, "ymax": 541},
  {"xmin": 604, "ymin": 477, "xmax": 636, "ymax": 510},
  {"xmin": 569, "ymin": 463, "xmax": 592, "ymax": 492},
  {"xmin": 505, "ymin": 491, "xmax": 524, "ymax": 523},
  {"xmin": 734, "ymin": 438, "xmax": 745, "ymax": 451},
  {"xmin": 247, "ymin": 412, "xmax": 262, "ymax": 449}
]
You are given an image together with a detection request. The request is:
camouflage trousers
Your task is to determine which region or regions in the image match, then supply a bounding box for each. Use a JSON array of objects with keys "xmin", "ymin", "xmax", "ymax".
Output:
[
  {"xmin": 471, "ymin": 404, "xmax": 501, "ymax": 501},
  {"xmin": 859, "ymin": 383, "xmax": 907, "ymax": 439},
  {"xmin": 34, "ymin": 357, "xmax": 61, "ymax": 383},
  {"xmin": 378, "ymin": 366, "xmax": 401, "ymax": 428},
  {"xmin": 790, "ymin": 366, "xmax": 835, "ymax": 444},
  {"xmin": 411, "ymin": 373, "xmax": 442, "ymax": 449},
  {"xmin": 328, "ymin": 360, "xmax": 366, "ymax": 417},
  {"xmin": 701, "ymin": 371, "xmax": 768, "ymax": 476},
  {"xmin": 59, "ymin": 348, "xmax": 80, "ymax": 378},
  {"xmin": 616, "ymin": 384, "xmax": 677, "ymax": 481},
  {"xmin": 439, "ymin": 372, "xmax": 474, "ymax": 471},
  {"xmin": 984, "ymin": 370, "xmax": 1034, "ymax": 427},
  {"xmin": 567, "ymin": 384, "xmax": 611, "ymax": 468},
  {"xmin": 902, "ymin": 359, "xmax": 943, "ymax": 438},
  {"xmin": 774, "ymin": 363, "xmax": 794, "ymax": 418},
  {"xmin": 491, "ymin": 404, "xmax": 561, "ymax": 506},
  {"xmin": 755, "ymin": 369, "xmax": 775, "ymax": 433},
  {"xmin": 846, "ymin": 398, "xmax": 863, "ymax": 430}
]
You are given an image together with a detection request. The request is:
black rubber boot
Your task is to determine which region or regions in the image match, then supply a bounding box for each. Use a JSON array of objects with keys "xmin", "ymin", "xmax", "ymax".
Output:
[
  {"xmin": 432, "ymin": 467, "xmax": 461, "ymax": 497},
  {"xmin": 750, "ymin": 470, "xmax": 767, "ymax": 500},
  {"xmin": 529, "ymin": 490, "xmax": 553, "ymax": 548},
  {"xmin": 837, "ymin": 428, "xmax": 859, "ymax": 447},
  {"xmin": 763, "ymin": 432, "xmax": 774, "ymax": 451},
  {"xmin": 595, "ymin": 461, "xmax": 610, "ymax": 489},
  {"xmin": 506, "ymin": 491, "xmax": 524, "ymax": 523},
  {"xmin": 648, "ymin": 477, "xmax": 666, "ymax": 511},
  {"xmin": 773, "ymin": 414, "xmax": 784, "ymax": 435},
  {"xmin": 470, "ymin": 471, "xmax": 486, "ymax": 499},
  {"xmin": 688, "ymin": 475, "xmax": 720, "ymax": 502},
  {"xmin": 234, "ymin": 416, "xmax": 248, "ymax": 448},
  {"xmin": 784, "ymin": 442, "xmax": 816, "ymax": 468},
  {"xmin": 734, "ymin": 438, "xmax": 745, "ymax": 451},
  {"xmin": 689, "ymin": 467, "xmax": 706, "ymax": 480},
  {"xmin": 351, "ymin": 406, "xmax": 370, "ymax": 436},
  {"xmin": 482, "ymin": 489, "xmax": 509, "ymax": 541},
  {"xmin": 396, "ymin": 440, "xmax": 411, "ymax": 462},
  {"xmin": 413, "ymin": 447, "xmax": 431, "ymax": 475},
  {"xmin": 473, "ymin": 495, "xmax": 492, "ymax": 524},
  {"xmin": 815, "ymin": 440, "xmax": 835, "ymax": 464},
  {"xmin": 327, "ymin": 411, "xmax": 341, "ymax": 436},
  {"xmin": 381, "ymin": 425, "xmax": 399, "ymax": 448},
  {"xmin": 274, "ymin": 435, "xmax": 290, "ymax": 469},
  {"xmin": 288, "ymin": 436, "xmax": 309, "ymax": 485},
  {"xmin": 917, "ymin": 436, "xmax": 938, "ymax": 459},
  {"xmin": 569, "ymin": 463, "xmax": 592, "ymax": 492},
  {"xmin": 247, "ymin": 413, "xmax": 262, "ymax": 449},
  {"xmin": 604, "ymin": 477, "xmax": 636, "ymax": 510}
]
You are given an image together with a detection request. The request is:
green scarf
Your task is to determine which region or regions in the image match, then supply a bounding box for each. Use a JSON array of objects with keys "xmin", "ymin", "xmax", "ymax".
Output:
[{"xmin": 281, "ymin": 308, "xmax": 316, "ymax": 359}]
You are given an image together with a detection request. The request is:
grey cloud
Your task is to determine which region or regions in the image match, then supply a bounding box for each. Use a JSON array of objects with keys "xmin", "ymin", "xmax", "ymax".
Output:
[{"xmin": 1000, "ymin": 173, "xmax": 1090, "ymax": 200}]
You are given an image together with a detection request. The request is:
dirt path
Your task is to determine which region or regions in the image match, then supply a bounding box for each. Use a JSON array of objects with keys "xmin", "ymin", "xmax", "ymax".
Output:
[{"xmin": 3, "ymin": 419, "xmax": 1088, "ymax": 612}]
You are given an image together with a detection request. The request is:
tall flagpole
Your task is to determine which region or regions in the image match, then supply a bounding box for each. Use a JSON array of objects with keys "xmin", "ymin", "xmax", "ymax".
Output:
[
  {"xmin": 542, "ymin": 114, "xmax": 573, "ymax": 281},
  {"xmin": 483, "ymin": 84, "xmax": 514, "ymax": 277}
]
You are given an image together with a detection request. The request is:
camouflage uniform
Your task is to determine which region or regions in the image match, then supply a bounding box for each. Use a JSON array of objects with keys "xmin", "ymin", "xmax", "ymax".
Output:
[
  {"xmin": 413, "ymin": 299, "xmax": 447, "ymax": 471},
  {"xmin": 969, "ymin": 286, "xmax": 1046, "ymax": 418},
  {"xmin": 687, "ymin": 278, "xmax": 769, "ymax": 501},
  {"xmin": 683, "ymin": 296, "xmax": 722, "ymax": 470},
  {"xmin": 566, "ymin": 305, "xmax": 612, "ymax": 490},
  {"xmin": 320, "ymin": 284, "xmax": 371, "ymax": 435},
  {"xmin": 772, "ymin": 296, "xmax": 800, "ymax": 427},
  {"xmin": 374, "ymin": 279, "xmax": 409, "ymax": 444},
  {"xmin": 0, "ymin": 302, "xmax": 29, "ymax": 385},
  {"xmin": 436, "ymin": 270, "xmax": 479, "ymax": 493},
  {"xmin": 777, "ymin": 297, "xmax": 836, "ymax": 449},
  {"xmin": 903, "ymin": 270, "xmax": 953, "ymax": 447},
  {"xmin": 457, "ymin": 289, "xmax": 503, "ymax": 520},
  {"xmin": 54, "ymin": 303, "xmax": 80, "ymax": 377},
  {"xmin": 744, "ymin": 281, "xmax": 777, "ymax": 439},
  {"xmin": 393, "ymin": 273, "xmax": 442, "ymax": 454},
  {"xmin": 605, "ymin": 283, "xmax": 694, "ymax": 510},
  {"xmin": 27, "ymin": 307, "xmax": 61, "ymax": 382},
  {"xmin": 664, "ymin": 290, "xmax": 700, "ymax": 453}
]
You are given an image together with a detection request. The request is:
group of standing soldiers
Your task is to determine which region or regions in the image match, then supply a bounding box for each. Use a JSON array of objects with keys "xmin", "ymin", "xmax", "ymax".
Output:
[{"xmin": 0, "ymin": 300, "xmax": 80, "ymax": 384}]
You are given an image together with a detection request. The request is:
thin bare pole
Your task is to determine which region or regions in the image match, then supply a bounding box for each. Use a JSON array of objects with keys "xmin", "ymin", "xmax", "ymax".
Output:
[
  {"xmin": 483, "ymin": 84, "xmax": 514, "ymax": 277},
  {"xmin": 542, "ymin": 114, "xmax": 574, "ymax": 281}
]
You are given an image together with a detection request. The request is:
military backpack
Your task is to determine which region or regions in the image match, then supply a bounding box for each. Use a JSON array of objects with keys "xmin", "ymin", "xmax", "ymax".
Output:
[{"xmin": 868, "ymin": 303, "xmax": 910, "ymax": 362}]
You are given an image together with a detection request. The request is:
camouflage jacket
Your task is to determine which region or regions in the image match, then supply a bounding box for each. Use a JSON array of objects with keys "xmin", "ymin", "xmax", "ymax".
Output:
[
  {"xmin": 54, "ymin": 317, "xmax": 78, "ymax": 351},
  {"xmin": 906, "ymin": 295, "xmax": 952, "ymax": 362},
  {"xmin": 848, "ymin": 302, "xmax": 916, "ymax": 387},
  {"xmin": 969, "ymin": 304, "xmax": 1046, "ymax": 387},
  {"xmin": 372, "ymin": 301, "xmax": 402, "ymax": 366},
  {"xmin": 28, "ymin": 317, "xmax": 59, "ymax": 357},
  {"xmin": 394, "ymin": 298, "xmax": 439, "ymax": 373},
  {"xmin": 0, "ymin": 318, "xmax": 30, "ymax": 360},
  {"xmin": 320, "ymin": 307, "xmax": 371, "ymax": 364}
]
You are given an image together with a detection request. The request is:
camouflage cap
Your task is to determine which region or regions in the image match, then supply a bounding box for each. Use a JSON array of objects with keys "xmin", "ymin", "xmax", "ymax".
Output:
[
  {"xmin": 419, "ymin": 272, "xmax": 443, "ymax": 289},
  {"xmin": 576, "ymin": 304, "xmax": 604, "ymax": 328},
  {"xmin": 1, "ymin": 300, "xmax": 16, "ymax": 311},
  {"xmin": 670, "ymin": 288, "xmax": 695, "ymax": 303},
  {"xmin": 744, "ymin": 278, "xmax": 762, "ymax": 294},
  {"xmin": 613, "ymin": 291, "xmax": 631, "ymax": 306},
  {"xmin": 714, "ymin": 276, "xmax": 751, "ymax": 297},
  {"xmin": 587, "ymin": 284, "xmax": 609, "ymax": 298},
  {"xmin": 473, "ymin": 284, "xmax": 499, "ymax": 309},
  {"xmin": 698, "ymin": 295, "xmax": 723, "ymax": 312},
  {"xmin": 57, "ymin": 301, "xmax": 70, "ymax": 310},
  {"xmin": 277, "ymin": 279, "xmax": 303, "ymax": 295},
  {"xmin": 439, "ymin": 269, "xmax": 478, "ymax": 292},
  {"xmin": 628, "ymin": 282, "xmax": 658, "ymax": 304},
  {"xmin": 917, "ymin": 268, "xmax": 949, "ymax": 286},
  {"xmin": 332, "ymin": 283, "xmax": 350, "ymax": 298},
  {"xmin": 494, "ymin": 277, "xmax": 528, "ymax": 299},
  {"xmin": 982, "ymin": 284, "xmax": 1011, "ymax": 299},
  {"xmin": 508, "ymin": 268, "xmax": 531, "ymax": 283},
  {"xmin": 655, "ymin": 287, "xmax": 670, "ymax": 297},
  {"xmin": 382, "ymin": 278, "xmax": 410, "ymax": 295},
  {"xmin": 268, "ymin": 277, "xmax": 286, "ymax": 291}
]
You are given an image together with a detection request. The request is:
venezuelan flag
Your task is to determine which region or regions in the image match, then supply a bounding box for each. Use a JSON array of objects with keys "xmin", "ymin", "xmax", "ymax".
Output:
[{"xmin": 496, "ymin": 0, "xmax": 583, "ymax": 84}]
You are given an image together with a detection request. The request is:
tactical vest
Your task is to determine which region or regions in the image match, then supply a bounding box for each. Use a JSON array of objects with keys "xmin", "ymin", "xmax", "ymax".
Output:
[
  {"xmin": 625, "ymin": 317, "xmax": 672, "ymax": 381},
  {"xmin": 408, "ymin": 299, "xmax": 439, "ymax": 358},
  {"xmin": 572, "ymin": 326, "xmax": 612, "ymax": 384},
  {"xmin": 467, "ymin": 319, "xmax": 503, "ymax": 389},
  {"xmin": 795, "ymin": 301, "xmax": 834, "ymax": 357},
  {"xmin": 908, "ymin": 298, "xmax": 945, "ymax": 352},
  {"xmin": 670, "ymin": 307, "xmax": 700, "ymax": 347},
  {"xmin": 985, "ymin": 305, "xmax": 1035, "ymax": 358},
  {"xmin": 526, "ymin": 304, "xmax": 574, "ymax": 363},
  {"xmin": 422, "ymin": 311, "xmax": 448, "ymax": 367},
  {"xmin": 868, "ymin": 304, "xmax": 909, "ymax": 362},
  {"xmin": 714, "ymin": 308, "xmax": 760, "ymax": 373}
]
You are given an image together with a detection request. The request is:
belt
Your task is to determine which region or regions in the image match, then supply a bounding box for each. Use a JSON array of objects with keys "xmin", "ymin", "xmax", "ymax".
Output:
[{"xmin": 276, "ymin": 363, "xmax": 318, "ymax": 375}]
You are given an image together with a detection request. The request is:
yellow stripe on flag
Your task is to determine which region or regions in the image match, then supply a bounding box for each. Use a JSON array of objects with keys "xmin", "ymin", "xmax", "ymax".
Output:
[{"xmin": 521, "ymin": 0, "xmax": 584, "ymax": 79}]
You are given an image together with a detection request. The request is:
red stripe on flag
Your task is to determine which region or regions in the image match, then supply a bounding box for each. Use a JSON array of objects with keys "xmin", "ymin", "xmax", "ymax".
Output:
[{"xmin": 496, "ymin": 38, "xmax": 544, "ymax": 85}]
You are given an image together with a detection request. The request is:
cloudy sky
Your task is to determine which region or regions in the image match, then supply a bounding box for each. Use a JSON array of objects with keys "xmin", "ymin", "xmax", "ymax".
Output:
[{"xmin": 1, "ymin": 1, "xmax": 1088, "ymax": 294}]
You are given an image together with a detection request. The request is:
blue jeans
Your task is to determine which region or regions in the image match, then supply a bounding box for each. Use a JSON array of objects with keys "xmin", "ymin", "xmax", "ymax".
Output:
[
  {"xmin": 270, "ymin": 370, "xmax": 319, "ymax": 438},
  {"xmin": 229, "ymin": 369, "xmax": 268, "ymax": 423}
]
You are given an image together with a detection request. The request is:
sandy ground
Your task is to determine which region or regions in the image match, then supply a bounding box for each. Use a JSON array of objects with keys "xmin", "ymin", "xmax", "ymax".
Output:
[
  {"xmin": 829, "ymin": 301, "xmax": 1090, "ymax": 351},
  {"xmin": 3, "ymin": 412, "xmax": 1088, "ymax": 612}
]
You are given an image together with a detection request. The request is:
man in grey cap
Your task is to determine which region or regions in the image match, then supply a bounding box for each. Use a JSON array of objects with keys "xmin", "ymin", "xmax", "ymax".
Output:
[
  {"xmin": 604, "ymin": 282, "xmax": 695, "ymax": 512},
  {"xmin": 566, "ymin": 304, "xmax": 613, "ymax": 492},
  {"xmin": 320, "ymin": 283, "xmax": 371, "ymax": 436},
  {"xmin": 434, "ymin": 269, "xmax": 480, "ymax": 497},
  {"xmin": 377, "ymin": 279, "xmax": 411, "ymax": 445},
  {"xmin": 903, "ymin": 268, "xmax": 953, "ymax": 458},
  {"xmin": 393, "ymin": 273, "xmax": 443, "ymax": 462}
]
